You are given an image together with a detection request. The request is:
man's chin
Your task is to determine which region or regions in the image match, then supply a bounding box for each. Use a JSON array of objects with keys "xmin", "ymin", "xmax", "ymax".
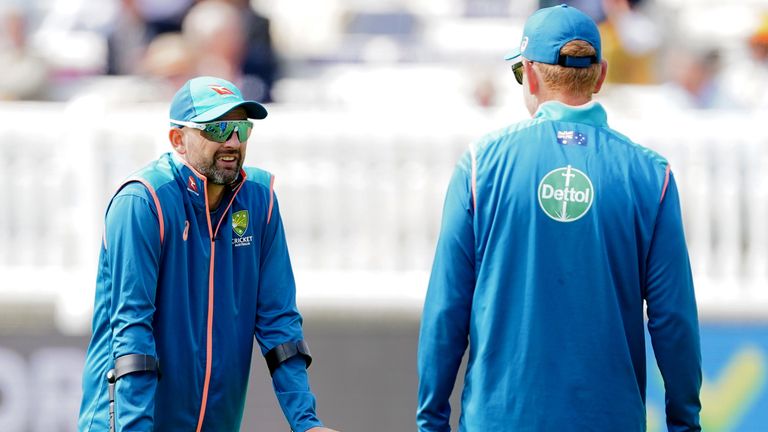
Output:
[{"xmin": 209, "ymin": 168, "xmax": 240, "ymax": 185}]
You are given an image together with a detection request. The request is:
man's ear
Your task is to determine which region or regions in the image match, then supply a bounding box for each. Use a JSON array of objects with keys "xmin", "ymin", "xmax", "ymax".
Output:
[
  {"xmin": 169, "ymin": 128, "xmax": 186, "ymax": 154},
  {"xmin": 594, "ymin": 60, "xmax": 608, "ymax": 93},
  {"xmin": 524, "ymin": 61, "xmax": 539, "ymax": 95}
]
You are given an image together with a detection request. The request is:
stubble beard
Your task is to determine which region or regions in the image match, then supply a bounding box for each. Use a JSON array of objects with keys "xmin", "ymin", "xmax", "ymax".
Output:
[{"xmin": 195, "ymin": 150, "xmax": 242, "ymax": 185}]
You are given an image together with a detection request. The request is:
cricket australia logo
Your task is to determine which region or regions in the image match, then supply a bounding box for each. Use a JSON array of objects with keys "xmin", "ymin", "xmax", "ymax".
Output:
[
  {"xmin": 232, "ymin": 210, "xmax": 253, "ymax": 247},
  {"xmin": 537, "ymin": 165, "xmax": 594, "ymax": 222}
]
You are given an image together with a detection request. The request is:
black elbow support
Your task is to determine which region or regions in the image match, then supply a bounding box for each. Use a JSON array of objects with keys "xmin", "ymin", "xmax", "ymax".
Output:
[
  {"xmin": 264, "ymin": 340, "xmax": 312, "ymax": 375},
  {"xmin": 106, "ymin": 354, "xmax": 160, "ymax": 432},
  {"xmin": 108, "ymin": 354, "xmax": 161, "ymax": 383}
]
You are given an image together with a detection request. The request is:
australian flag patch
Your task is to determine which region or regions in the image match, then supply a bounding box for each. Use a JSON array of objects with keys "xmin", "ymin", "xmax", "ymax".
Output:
[{"xmin": 557, "ymin": 130, "xmax": 587, "ymax": 146}]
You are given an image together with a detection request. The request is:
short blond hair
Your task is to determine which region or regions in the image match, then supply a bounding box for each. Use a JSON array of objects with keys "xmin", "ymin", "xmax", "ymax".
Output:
[{"xmin": 533, "ymin": 40, "xmax": 601, "ymax": 98}]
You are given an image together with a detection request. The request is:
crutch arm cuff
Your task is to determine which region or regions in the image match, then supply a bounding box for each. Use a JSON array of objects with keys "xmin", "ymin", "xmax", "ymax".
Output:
[
  {"xmin": 111, "ymin": 353, "xmax": 161, "ymax": 381},
  {"xmin": 264, "ymin": 340, "xmax": 312, "ymax": 376}
]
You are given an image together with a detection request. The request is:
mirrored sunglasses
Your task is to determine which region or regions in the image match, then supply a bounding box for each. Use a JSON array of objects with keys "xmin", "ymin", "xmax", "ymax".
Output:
[
  {"xmin": 170, "ymin": 119, "xmax": 254, "ymax": 143},
  {"xmin": 511, "ymin": 61, "xmax": 524, "ymax": 85}
]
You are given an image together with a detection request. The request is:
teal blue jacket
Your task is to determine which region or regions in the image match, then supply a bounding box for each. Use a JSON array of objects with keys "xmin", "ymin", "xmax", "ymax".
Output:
[
  {"xmin": 79, "ymin": 152, "xmax": 322, "ymax": 431},
  {"xmin": 418, "ymin": 102, "xmax": 702, "ymax": 431}
]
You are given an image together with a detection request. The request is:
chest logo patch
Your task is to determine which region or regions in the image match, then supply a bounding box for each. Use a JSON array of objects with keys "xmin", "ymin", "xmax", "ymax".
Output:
[
  {"xmin": 187, "ymin": 176, "xmax": 199, "ymax": 195},
  {"xmin": 232, "ymin": 210, "xmax": 249, "ymax": 237},
  {"xmin": 537, "ymin": 165, "xmax": 594, "ymax": 222}
]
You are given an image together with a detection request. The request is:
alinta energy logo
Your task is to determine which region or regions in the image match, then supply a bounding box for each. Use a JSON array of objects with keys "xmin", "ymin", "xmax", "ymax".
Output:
[
  {"xmin": 537, "ymin": 165, "xmax": 594, "ymax": 222},
  {"xmin": 232, "ymin": 210, "xmax": 253, "ymax": 247}
]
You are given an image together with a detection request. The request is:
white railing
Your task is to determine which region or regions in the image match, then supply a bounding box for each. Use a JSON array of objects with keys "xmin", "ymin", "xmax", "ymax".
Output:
[{"xmin": 0, "ymin": 100, "xmax": 766, "ymax": 331}]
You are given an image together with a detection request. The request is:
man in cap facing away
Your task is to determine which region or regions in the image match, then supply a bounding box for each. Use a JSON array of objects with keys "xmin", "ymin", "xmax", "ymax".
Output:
[
  {"xmin": 79, "ymin": 76, "xmax": 339, "ymax": 432},
  {"xmin": 417, "ymin": 4, "xmax": 701, "ymax": 431}
]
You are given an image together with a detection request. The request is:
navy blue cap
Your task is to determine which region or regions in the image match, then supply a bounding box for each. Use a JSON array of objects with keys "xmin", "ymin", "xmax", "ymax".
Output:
[
  {"xmin": 169, "ymin": 76, "xmax": 267, "ymax": 124},
  {"xmin": 505, "ymin": 4, "xmax": 601, "ymax": 68}
]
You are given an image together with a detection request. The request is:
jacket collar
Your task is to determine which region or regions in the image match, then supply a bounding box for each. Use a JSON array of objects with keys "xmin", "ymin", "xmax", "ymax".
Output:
[{"xmin": 533, "ymin": 101, "xmax": 608, "ymax": 127}]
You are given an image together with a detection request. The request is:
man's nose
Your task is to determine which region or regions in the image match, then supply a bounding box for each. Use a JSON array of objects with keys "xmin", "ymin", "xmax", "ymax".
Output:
[{"xmin": 223, "ymin": 131, "xmax": 243, "ymax": 146}]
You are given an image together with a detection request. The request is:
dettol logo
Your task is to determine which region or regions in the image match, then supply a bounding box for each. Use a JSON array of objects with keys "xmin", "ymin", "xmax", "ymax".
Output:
[{"xmin": 537, "ymin": 165, "xmax": 594, "ymax": 222}]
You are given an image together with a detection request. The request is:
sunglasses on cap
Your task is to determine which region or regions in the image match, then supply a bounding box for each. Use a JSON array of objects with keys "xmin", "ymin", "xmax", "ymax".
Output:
[
  {"xmin": 170, "ymin": 119, "xmax": 254, "ymax": 143},
  {"xmin": 511, "ymin": 61, "xmax": 524, "ymax": 85}
]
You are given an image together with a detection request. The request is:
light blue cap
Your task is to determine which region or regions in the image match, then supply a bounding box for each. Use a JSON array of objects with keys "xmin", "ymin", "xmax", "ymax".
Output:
[
  {"xmin": 505, "ymin": 4, "xmax": 601, "ymax": 68},
  {"xmin": 169, "ymin": 76, "xmax": 267, "ymax": 124}
]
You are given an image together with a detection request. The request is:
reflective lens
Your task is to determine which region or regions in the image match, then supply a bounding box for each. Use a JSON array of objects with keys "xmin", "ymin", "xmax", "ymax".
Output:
[
  {"xmin": 511, "ymin": 62, "xmax": 524, "ymax": 85},
  {"xmin": 200, "ymin": 120, "xmax": 253, "ymax": 143}
]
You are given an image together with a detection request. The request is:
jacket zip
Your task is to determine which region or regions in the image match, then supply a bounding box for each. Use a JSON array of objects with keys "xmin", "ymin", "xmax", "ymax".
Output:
[{"xmin": 194, "ymin": 173, "xmax": 246, "ymax": 432}]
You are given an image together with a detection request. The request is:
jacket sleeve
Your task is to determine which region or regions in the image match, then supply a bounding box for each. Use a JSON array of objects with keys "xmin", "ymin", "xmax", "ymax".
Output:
[
  {"xmin": 645, "ymin": 172, "xmax": 702, "ymax": 431},
  {"xmin": 104, "ymin": 183, "xmax": 161, "ymax": 431},
  {"xmin": 417, "ymin": 154, "xmax": 476, "ymax": 432},
  {"xmin": 255, "ymin": 193, "xmax": 323, "ymax": 432}
]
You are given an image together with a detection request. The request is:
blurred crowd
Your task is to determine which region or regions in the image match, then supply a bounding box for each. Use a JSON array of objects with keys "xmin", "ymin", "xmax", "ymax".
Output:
[
  {"xmin": 0, "ymin": 0, "xmax": 277, "ymax": 103},
  {"xmin": 2, "ymin": 0, "xmax": 768, "ymax": 110},
  {"xmin": 107, "ymin": 0, "xmax": 276, "ymax": 101},
  {"xmin": 542, "ymin": 0, "xmax": 768, "ymax": 110}
]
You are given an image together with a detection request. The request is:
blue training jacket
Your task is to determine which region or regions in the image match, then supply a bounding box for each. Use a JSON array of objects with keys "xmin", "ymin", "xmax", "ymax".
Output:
[
  {"xmin": 417, "ymin": 102, "xmax": 702, "ymax": 431},
  {"xmin": 79, "ymin": 152, "xmax": 322, "ymax": 431}
]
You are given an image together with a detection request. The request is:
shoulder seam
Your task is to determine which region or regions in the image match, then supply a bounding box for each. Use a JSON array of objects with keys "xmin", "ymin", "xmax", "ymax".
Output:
[
  {"xmin": 601, "ymin": 127, "xmax": 668, "ymax": 168},
  {"xmin": 119, "ymin": 178, "xmax": 165, "ymax": 247},
  {"xmin": 104, "ymin": 183, "xmax": 161, "ymax": 250},
  {"xmin": 267, "ymin": 175, "xmax": 275, "ymax": 225},
  {"xmin": 469, "ymin": 143, "xmax": 477, "ymax": 213},
  {"xmin": 473, "ymin": 119, "xmax": 541, "ymax": 155},
  {"xmin": 660, "ymin": 164, "xmax": 672, "ymax": 203}
]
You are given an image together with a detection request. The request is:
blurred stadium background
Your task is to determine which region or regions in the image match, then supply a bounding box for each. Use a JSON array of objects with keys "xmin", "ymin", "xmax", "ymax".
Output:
[{"xmin": 1, "ymin": 0, "xmax": 768, "ymax": 430}]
